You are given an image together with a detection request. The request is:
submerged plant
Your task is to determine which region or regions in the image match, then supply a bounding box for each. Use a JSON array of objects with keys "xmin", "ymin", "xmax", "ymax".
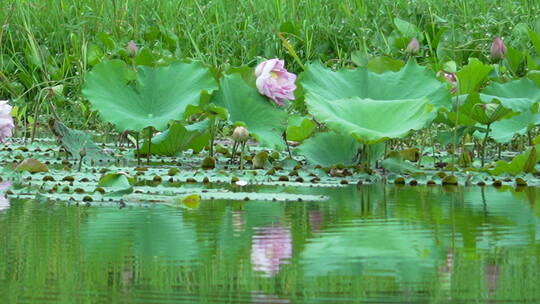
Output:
[
  {"xmin": 0, "ymin": 100, "xmax": 15, "ymax": 143},
  {"xmin": 255, "ymin": 59, "xmax": 297, "ymax": 106}
]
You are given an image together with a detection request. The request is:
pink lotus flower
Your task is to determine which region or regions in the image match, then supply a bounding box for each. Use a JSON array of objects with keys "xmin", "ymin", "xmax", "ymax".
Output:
[
  {"xmin": 0, "ymin": 100, "xmax": 15, "ymax": 143},
  {"xmin": 251, "ymin": 225, "xmax": 292, "ymax": 276},
  {"xmin": 490, "ymin": 37, "xmax": 507, "ymax": 60},
  {"xmin": 255, "ymin": 59, "xmax": 296, "ymax": 106}
]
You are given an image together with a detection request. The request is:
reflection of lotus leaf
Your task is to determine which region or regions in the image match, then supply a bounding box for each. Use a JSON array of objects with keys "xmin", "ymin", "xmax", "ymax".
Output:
[
  {"xmin": 81, "ymin": 207, "xmax": 200, "ymax": 262},
  {"xmin": 463, "ymin": 188, "xmax": 540, "ymax": 249},
  {"xmin": 301, "ymin": 220, "xmax": 441, "ymax": 282}
]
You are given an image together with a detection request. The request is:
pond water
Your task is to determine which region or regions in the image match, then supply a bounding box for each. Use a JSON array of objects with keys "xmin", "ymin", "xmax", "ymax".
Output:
[{"xmin": 1, "ymin": 185, "xmax": 539, "ymax": 303}]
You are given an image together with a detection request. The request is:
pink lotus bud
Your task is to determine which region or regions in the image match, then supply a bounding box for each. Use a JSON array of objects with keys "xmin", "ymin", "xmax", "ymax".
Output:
[
  {"xmin": 0, "ymin": 100, "xmax": 15, "ymax": 143},
  {"xmin": 127, "ymin": 40, "xmax": 139, "ymax": 57},
  {"xmin": 255, "ymin": 59, "xmax": 297, "ymax": 106},
  {"xmin": 405, "ymin": 37, "xmax": 420, "ymax": 55},
  {"xmin": 490, "ymin": 37, "xmax": 507, "ymax": 60}
]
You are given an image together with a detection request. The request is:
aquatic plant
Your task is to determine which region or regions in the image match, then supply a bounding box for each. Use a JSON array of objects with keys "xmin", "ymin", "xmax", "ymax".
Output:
[{"xmin": 255, "ymin": 58, "xmax": 297, "ymax": 106}]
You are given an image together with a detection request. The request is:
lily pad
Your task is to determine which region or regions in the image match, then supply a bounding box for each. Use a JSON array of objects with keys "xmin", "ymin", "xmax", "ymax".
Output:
[
  {"xmin": 82, "ymin": 60, "xmax": 217, "ymax": 132},
  {"xmin": 54, "ymin": 121, "xmax": 113, "ymax": 161},
  {"xmin": 15, "ymin": 159, "xmax": 49, "ymax": 173}
]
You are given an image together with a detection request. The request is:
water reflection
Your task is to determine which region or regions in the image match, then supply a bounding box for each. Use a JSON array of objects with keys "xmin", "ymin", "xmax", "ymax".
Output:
[
  {"xmin": 251, "ymin": 225, "xmax": 292, "ymax": 277},
  {"xmin": 1, "ymin": 185, "xmax": 539, "ymax": 303},
  {"xmin": 0, "ymin": 181, "xmax": 11, "ymax": 212}
]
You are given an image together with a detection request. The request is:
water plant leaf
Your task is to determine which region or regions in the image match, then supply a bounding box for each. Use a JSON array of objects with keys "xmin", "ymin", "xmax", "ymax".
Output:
[
  {"xmin": 212, "ymin": 73, "xmax": 287, "ymax": 149},
  {"xmin": 139, "ymin": 120, "xmax": 210, "ymax": 156},
  {"xmin": 488, "ymin": 146, "xmax": 539, "ymax": 176},
  {"xmin": 480, "ymin": 78, "xmax": 540, "ymax": 112},
  {"xmin": 15, "ymin": 159, "xmax": 48, "ymax": 173},
  {"xmin": 296, "ymin": 132, "xmax": 361, "ymax": 166},
  {"xmin": 306, "ymin": 93, "xmax": 436, "ymax": 144},
  {"xmin": 381, "ymin": 157, "xmax": 422, "ymax": 174},
  {"xmin": 98, "ymin": 173, "xmax": 135, "ymax": 188},
  {"xmin": 54, "ymin": 121, "xmax": 113, "ymax": 161},
  {"xmin": 456, "ymin": 58, "xmax": 493, "ymax": 94},
  {"xmin": 82, "ymin": 60, "xmax": 217, "ymax": 132},
  {"xmin": 302, "ymin": 60, "xmax": 451, "ymax": 109},
  {"xmin": 286, "ymin": 116, "xmax": 316, "ymax": 142},
  {"xmin": 490, "ymin": 111, "xmax": 540, "ymax": 143}
]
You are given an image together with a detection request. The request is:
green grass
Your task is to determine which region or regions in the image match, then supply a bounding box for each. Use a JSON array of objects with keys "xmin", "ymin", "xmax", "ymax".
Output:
[{"xmin": 0, "ymin": 0, "xmax": 539, "ymax": 129}]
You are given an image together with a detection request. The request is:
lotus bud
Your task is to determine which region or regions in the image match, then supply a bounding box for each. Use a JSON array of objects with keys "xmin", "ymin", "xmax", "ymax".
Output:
[
  {"xmin": 405, "ymin": 37, "xmax": 420, "ymax": 55},
  {"xmin": 126, "ymin": 40, "xmax": 139, "ymax": 57},
  {"xmin": 232, "ymin": 126, "xmax": 249, "ymax": 142},
  {"xmin": 490, "ymin": 37, "xmax": 507, "ymax": 60}
]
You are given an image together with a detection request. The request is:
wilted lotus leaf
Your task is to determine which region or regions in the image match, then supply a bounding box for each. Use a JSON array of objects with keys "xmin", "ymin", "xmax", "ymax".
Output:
[
  {"xmin": 54, "ymin": 121, "xmax": 113, "ymax": 161},
  {"xmin": 15, "ymin": 158, "xmax": 48, "ymax": 173},
  {"xmin": 83, "ymin": 60, "xmax": 217, "ymax": 132}
]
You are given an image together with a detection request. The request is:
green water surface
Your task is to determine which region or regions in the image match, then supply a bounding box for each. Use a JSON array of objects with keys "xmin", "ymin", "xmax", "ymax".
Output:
[{"xmin": 1, "ymin": 185, "xmax": 540, "ymax": 303}]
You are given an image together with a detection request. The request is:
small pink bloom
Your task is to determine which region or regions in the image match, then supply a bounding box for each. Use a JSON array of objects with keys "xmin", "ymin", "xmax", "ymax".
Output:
[
  {"xmin": 490, "ymin": 37, "xmax": 507, "ymax": 60},
  {"xmin": 127, "ymin": 40, "xmax": 139, "ymax": 57},
  {"xmin": 405, "ymin": 37, "xmax": 420, "ymax": 55},
  {"xmin": 255, "ymin": 59, "xmax": 297, "ymax": 106},
  {"xmin": 0, "ymin": 100, "xmax": 15, "ymax": 143},
  {"xmin": 251, "ymin": 225, "xmax": 292, "ymax": 276}
]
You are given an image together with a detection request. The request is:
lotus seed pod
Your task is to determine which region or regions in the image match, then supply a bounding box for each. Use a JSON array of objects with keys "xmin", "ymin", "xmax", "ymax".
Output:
[
  {"xmin": 127, "ymin": 40, "xmax": 139, "ymax": 57},
  {"xmin": 79, "ymin": 148, "xmax": 87, "ymax": 158},
  {"xmin": 490, "ymin": 37, "xmax": 507, "ymax": 60},
  {"xmin": 232, "ymin": 126, "xmax": 249, "ymax": 142},
  {"xmin": 405, "ymin": 37, "xmax": 420, "ymax": 55}
]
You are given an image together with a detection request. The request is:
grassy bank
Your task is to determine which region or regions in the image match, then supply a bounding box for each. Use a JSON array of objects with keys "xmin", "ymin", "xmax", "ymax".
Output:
[{"xmin": 0, "ymin": 0, "xmax": 539, "ymax": 129}]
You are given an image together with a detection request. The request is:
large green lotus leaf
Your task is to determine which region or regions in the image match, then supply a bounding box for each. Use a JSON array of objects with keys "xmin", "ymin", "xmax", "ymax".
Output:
[
  {"xmin": 480, "ymin": 78, "xmax": 540, "ymax": 112},
  {"xmin": 490, "ymin": 111, "xmax": 540, "ymax": 143},
  {"xmin": 139, "ymin": 120, "xmax": 210, "ymax": 156},
  {"xmin": 212, "ymin": 74, "xmax": 287, "ymax": 150},
  {"xmin": 296, "ymin": 131, "xmax": 361, "ymax": 166},
  {"xmin": 306, "ymin": 93, "xmax": 436, "ymax": 144},
  {"xmin": 82, "ymin": 60, "xmax": 217, "ymax": 132},
  {"xmin": 301, "ymin": 60, "xmax": 451, "ymax": 109},
  {"xmin": 456, "ymin": 58, "xmax": 493, "ymax": 94}
]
